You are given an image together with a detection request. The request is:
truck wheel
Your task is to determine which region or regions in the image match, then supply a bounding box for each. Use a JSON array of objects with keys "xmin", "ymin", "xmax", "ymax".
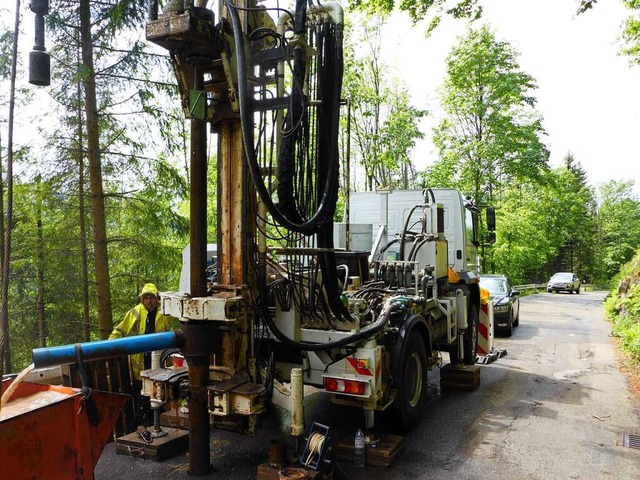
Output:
[
  {"xmin": 397, "ymin": 330, "xmax": 428, "ymax": 429},
  {"xmin": 463, "ymin": 305, "xmax": 479, "ymax": 365}
]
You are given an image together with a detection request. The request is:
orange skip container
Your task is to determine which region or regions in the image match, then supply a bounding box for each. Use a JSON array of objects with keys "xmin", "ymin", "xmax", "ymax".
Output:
[{"xmin": 0, "ymin": 379, "xmax": 127, "ymax": 480}]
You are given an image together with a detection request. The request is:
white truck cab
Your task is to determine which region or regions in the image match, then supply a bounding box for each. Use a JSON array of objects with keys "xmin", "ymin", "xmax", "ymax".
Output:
[{"xmin": 345, "ymin": 188, "xmax": 492, "ymax": 275}]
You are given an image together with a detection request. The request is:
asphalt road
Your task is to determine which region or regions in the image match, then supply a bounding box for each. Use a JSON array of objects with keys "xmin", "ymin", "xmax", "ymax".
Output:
[{"xmin": 95, "ymin": 291, "xmax": 640, "ymax": 479}]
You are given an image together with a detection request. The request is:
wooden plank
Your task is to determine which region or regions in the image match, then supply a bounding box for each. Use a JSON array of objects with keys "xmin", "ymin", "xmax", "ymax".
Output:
[
  {"xmin": 94, "ymin": 361, "xmax": 109, "ymax": 391},
  {"xmin": 256, "ymin": 462, "xmax": 324, "ymax": 480},
  {"xmin": 335, "ymin": 433, "xmax": 404, "ymax": 467},
  {"xmin": 160, "ymin": 408, "xmax": 190, "ymax": 430},
  {"xmin": 440, "ymin": 363, "xmax": 481, "ymax": 392},
  {"xmin": 115, "ymin": 427, "xmax": 189, "ymax": 461},
  {"xmin": 61, "ymin": 357, "xmax": 136, "ymax": 437}
]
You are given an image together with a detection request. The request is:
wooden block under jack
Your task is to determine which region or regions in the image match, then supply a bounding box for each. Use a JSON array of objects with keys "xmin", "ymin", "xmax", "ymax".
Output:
[
  {"xmin": 115, "ymin": 427, "xmax": 189, "ymax": 461},
  {"xmin": 160, "ymin": 408, "xmax": 189, "ymax": 430},
  {"xmin": 335, "ymin": 433, "xmax": 404, "ymax": 467},
  {"xmin": 440, "ymin": 363, "xmax": 481, "ymax": 392},
  {"xmin": 256, "ymin": 462, "xmax": 325, "ymax": 480}
]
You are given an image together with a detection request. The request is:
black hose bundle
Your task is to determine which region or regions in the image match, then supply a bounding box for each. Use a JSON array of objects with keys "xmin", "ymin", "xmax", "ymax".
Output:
[
  {"xmin": 227, "ymin": 2, "xmax": 341, "ymax": 235},
  {"xmin": 314, "ymin": 18, "xmax": 350, "ymax": 321},
  {"xmin": 227, "ymin": 1, "xmax": 349, "ymax": 323}
]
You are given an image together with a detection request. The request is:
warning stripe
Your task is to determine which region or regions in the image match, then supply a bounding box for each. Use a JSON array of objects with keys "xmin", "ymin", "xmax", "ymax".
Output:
[
  {"xmin": 477, "ymin": 322, "xmax": 489, "ymax": 355},
  {"xmin": 347, "ymin": 357, "xmax": 373, "ymax": 376}
]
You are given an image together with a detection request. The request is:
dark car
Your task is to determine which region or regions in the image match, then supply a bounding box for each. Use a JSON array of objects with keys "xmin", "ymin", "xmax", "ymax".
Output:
[
  {"xmin": 547, "ymin": 272, "xmax": 580, "ymax": 294},
  {"xmin": 480, "ymin": 274, "xmax": 520, "ymax": 337}
]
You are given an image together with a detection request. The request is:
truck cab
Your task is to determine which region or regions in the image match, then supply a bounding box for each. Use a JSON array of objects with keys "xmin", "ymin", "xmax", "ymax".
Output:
[{"xmin": 345, "ymin": 188, "xmax": 492, "ymax": 276}]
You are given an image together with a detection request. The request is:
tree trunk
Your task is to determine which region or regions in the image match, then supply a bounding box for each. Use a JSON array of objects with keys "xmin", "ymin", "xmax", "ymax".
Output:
[
  {"xmin": 80, "ymin": 0, "xmax": 113, "ymax": 339},
  {"xmin": 74, "ymin": 35, "xmax": 91, "ymax": 342},
  {"xmin": 0, "ymin": 133, "xmax": 5, "ymax": 374},
  {"xmin": 36, "ymin": 176, "xmax": 46, "ymax": 347},
  {"xmin": 77, "ymin": 79, "xmax": 91, "ymax": 342},
  {"xmin": 1, "ymin": 0, "xmax": 21, "ymax": 375}
]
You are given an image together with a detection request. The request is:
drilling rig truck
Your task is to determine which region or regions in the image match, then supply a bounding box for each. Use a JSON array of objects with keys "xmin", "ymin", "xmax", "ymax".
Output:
[{"xmin": 21, "ymin": 0, "xmax": 495, "ymax": 476}]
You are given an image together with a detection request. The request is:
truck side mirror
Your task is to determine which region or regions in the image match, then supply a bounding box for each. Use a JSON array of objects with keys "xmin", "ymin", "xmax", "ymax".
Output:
[
  {"xmin": 486, "ymin": 207, "xmax": 496, "ymax": 232},
  {"xmin": 486, "ymin": 231, "xmax": 496, "ymax": 245}
]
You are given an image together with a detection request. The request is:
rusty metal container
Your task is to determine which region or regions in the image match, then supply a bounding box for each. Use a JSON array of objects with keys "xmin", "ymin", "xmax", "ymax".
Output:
[{"xmin": 0, "ymin": 378, "xmax": 128, "ymax": 480}]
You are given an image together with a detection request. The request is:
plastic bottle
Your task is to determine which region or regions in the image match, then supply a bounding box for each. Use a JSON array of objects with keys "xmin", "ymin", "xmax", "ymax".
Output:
[{"xmin": 354, "ymin": 428, "xmax": 365, "ymax": 467}]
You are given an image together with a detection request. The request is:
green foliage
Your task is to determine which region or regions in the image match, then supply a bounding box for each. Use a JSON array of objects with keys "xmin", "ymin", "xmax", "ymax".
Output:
[
  {"xmin": 621, "ymin": 1, "xmax": 640, "ymax": 64},
  {"xmin": 2, "ymin": 0, "xmax": 190, "ymax": 370},
  {"xmin": 595, "ymin": 180, "xmax": 640, "ymax": 283},
  {"xmin": 486, "ymin": 163, "xmax": 596, "ymax": 284},
  {"xmin": 424, "ymin": 26, "xmax": 549, "ymax": 206},
  {"xmin": 606, "ymin": 250, "xmax": 640, "ymax": 362},
  {"xmin": 342, "ymin": 15, "xmax": 426, "ymax": 191},
  {"xmin": 350, "ymin": 0, "xmax": 482, "ymax": 26},
  {"xmin": 0, "ymin": 28, "xmax": 11, "ymax": 79}
]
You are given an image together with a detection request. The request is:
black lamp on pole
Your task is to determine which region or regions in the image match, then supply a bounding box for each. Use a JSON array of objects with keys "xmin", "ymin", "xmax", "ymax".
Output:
[{"xmin": 29, "ymin": 0, "xmax": 50, "ymax": 86}]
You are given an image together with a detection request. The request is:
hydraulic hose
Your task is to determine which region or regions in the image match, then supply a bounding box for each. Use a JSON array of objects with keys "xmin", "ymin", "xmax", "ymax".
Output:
[
  {"xmin": 226, "ymin": 3, "xmax": 341, "ymax": 235},
  {"xmin": 398, "ymin": 204, "xmax": 423, "ymax": 261},
  {"xmin": 408, "ymin": 237, "xmax": 428, "ymax": 262},
  {"xmin": 398, "ymin": 189, "xmax": 435, "ymax": 260},
  {"xmin": 260, "ymin": 295, "xmax": 402, "ymax": 351}
]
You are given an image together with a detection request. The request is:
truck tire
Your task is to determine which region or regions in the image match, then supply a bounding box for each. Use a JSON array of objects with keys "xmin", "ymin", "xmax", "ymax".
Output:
[{"xmin": 397, "ymin": 330, "xmax": 428, "ymax": 430}]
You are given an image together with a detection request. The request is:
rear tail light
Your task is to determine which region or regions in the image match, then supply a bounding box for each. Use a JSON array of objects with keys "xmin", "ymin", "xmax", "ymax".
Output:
[{"xmin": 324, "ymin": 377, "xmax": 366, "ymax": 396}]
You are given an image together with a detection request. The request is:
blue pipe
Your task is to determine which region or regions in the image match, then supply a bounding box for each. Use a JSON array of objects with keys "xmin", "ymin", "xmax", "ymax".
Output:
[{"xmin": 32, "ymin": 331, "xmax": 182, "ymax": 369}]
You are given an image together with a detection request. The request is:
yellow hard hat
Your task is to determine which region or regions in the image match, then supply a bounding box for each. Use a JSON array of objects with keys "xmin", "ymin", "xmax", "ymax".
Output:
[{"xmin": 139, "ymin": 283, "xmax": 159, "ymax": 298}]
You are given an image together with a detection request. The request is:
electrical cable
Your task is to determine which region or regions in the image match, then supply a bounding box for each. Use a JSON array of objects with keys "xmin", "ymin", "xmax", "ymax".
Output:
[{"xmin": 305, "ymin": 432, "xmax": 326, "ymax": 467}]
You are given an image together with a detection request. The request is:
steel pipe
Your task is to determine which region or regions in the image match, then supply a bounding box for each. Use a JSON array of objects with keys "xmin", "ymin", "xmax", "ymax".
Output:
[
  {"xmin": 290, "ymin": 368, "xmax": 304, "ymax": 436},
  {"xmin": 188, "ymin": 60, "xmax": 211, "ymax": 477},
  {"xmin": 32, "ymin": 331, "xmax": 182, "ymax": 369}
]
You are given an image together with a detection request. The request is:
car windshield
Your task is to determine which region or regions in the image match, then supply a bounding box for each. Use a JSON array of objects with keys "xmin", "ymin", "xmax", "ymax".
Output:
[
  {"xmin": 481, "ymin": 278, "xmax": 508, "ymax": 295},
  {"xmin": 551, "ymin": 273, "xmax": 572, "ymax": 281}
]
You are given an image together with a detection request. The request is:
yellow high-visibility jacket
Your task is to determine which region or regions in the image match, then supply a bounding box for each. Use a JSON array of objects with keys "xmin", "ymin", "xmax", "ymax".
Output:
[{"xmin": 109, "ymin": 303, "xmax": 174, "ymax": 380}]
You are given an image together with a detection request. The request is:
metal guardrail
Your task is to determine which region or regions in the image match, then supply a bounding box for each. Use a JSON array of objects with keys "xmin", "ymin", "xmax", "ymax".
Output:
[
  {"xmin": 514, "ymin": 283, "xmax": 596, "ymax": 294},
  {"xmin": 514, "ymin": 283, "xmax": 546, "ymax": 293}
]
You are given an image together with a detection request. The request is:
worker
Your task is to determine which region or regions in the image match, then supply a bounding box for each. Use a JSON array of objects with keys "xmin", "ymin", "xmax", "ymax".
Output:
[{"xmin": 109, "ymin": 282, "xmax": 174, "ymax": 429}]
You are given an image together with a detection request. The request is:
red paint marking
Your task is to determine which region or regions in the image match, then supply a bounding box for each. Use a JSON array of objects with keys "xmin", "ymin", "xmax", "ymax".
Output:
[
  {"xmin": 347, "ymin": 357, "xmax": 373, "ymax": 376},
  {"xmin": 478, "ymin": 322, "xmax": 489, "ymax": 339},
  {"xmin": 477, "ymin": 321, "xmax": 489, "ymax": 355},
  {"xmin": 481, "ymin": 303, "xmax": 489, "ymax": 314}
]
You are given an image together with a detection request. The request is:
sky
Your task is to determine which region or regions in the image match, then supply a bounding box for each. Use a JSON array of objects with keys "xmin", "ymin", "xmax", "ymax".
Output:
[{"xmin": 379, "ymin": 0, "xmax": 640, "ymax": 196}]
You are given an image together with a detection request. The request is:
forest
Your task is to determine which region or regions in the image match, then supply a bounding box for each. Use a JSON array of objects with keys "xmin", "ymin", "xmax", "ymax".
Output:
[{"xmin": 1, "ymin": 0, "xmax": 640, "ymax": 373}]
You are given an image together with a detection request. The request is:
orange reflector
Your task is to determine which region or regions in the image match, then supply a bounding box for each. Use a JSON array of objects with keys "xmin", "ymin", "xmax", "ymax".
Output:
[{"xmin": 323, "ymin": 377, "xmax": 366, "ymax": 396}]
